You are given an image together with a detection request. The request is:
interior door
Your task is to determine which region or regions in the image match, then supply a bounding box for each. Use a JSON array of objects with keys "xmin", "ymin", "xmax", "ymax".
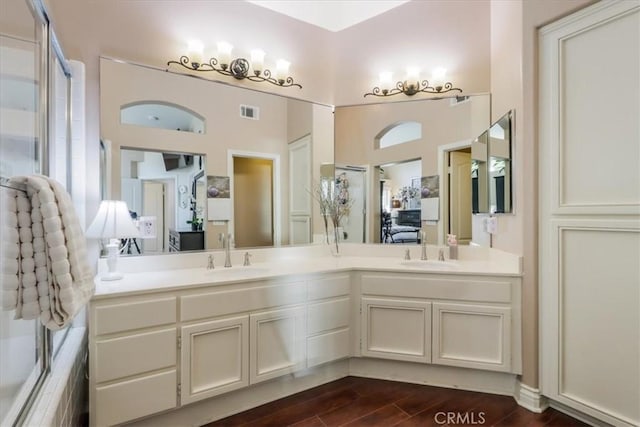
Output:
[
  {"xmin": 142, "ymin": 180, "xmax": 165, "ymax": 253},
  {"xmin": 288, "ymin": 135, "xmax": 311, "ymax": 245},
  {"xmin": 233, "ymin": 156, "xmax": 274, "ymax": 247},
  {"xmin": 449, "ymin": 151, "xmax": 472, "ymax": 244}
]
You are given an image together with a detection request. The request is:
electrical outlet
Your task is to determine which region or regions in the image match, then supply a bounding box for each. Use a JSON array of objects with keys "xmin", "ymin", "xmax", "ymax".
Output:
[{"xmin": 485, "ymin": 216, "xmax": 498, "ymax": 234}]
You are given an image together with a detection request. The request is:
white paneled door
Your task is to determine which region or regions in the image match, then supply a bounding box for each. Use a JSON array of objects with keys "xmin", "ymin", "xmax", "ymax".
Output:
[
  {"xmin": 289, "ymin": 135, "xmax": 312, "ymax": 245},
  {"xmin": 539, "ymin": 2, "xmax": 640, "ymax": 426}
]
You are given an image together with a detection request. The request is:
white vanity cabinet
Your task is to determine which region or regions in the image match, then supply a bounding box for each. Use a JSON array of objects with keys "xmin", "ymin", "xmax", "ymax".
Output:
[
  {"xmin": 306, "ymin": 274, "xmax": 351, "ymax": 367},
  {"xmin": 89, "ymin": 296, "xmax": 178, "ymax": 427},
  {"xmin": 88, "ymin": 260, "xmax": 521, "ymax": 426},
  {"xmin": 358, "ymin": 272, "xmax": 520, "ymax": 374},
  {"xmin": 250, "ymin": 306, "xmax": 306, "ymax": 383},
  {"xmin": 432, "ymin": 302, "xmax": 511, "ymax": 372},
  {"xmin": 180, "ymin": 315, "xmax": 249, "ymax": 405},
  {"xmin": 361, "ymin": 297, "xmax": 431, "ymax": 363}
]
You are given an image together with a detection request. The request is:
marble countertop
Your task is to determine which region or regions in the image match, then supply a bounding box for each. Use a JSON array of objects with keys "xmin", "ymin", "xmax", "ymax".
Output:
[{"xmin": 94, "ymin": 245, "xmax": 522, "ymax": 299}]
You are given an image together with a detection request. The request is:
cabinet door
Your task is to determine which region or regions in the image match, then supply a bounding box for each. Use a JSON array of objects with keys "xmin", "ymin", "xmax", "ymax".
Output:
[
  {"xmin": 432, "ymin": 302, "xmax": 511, "ymax": 372},
  {"xmin": 181, "ymin": 315, "xmax": 249, "ymax": 405},
  {"xmin": 250, "ymin": 306, "xmax": 306, "ymax": 384},
  {"xmin": 361, "ymin": 297, "xmax": 431, "ymax": 363}
]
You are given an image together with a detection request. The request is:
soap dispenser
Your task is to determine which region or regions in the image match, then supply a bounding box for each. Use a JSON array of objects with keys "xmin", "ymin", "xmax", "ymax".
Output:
[{"xmin": 447, "ymin": 234, "xmax": 458, "ymax": 260}]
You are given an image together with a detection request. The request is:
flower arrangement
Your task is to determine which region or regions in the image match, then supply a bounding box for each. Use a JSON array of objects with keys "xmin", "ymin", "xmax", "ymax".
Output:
[
  {"xmin": 311, "ymin": 176, "xmax": 354, "ymax": 254},
  {"xmin": 187, "ymin": 199, "xmax": 204, "ymax": 230},
  {"xmin": 397, "ymin": 186, "xmax": 420, "ymax": 203}
]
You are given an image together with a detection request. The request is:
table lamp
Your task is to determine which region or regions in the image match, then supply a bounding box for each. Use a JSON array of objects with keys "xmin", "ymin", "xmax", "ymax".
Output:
[{"xmin": 86, "ymin": 200, "xmax": 140, "ymax": 281}]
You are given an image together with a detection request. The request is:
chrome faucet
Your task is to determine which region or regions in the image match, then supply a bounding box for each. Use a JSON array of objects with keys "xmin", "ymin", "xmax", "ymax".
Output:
[
  {"xmin": 243, "ymin": 252, "xmax": 252, "ymax": 266},
  {"xmin": 420, "ymin": 231, "xmax": 428, "ymax": 261},
  {"xmin": 219, "ymin": 233, "xmax": 233, "ymax": 268},
  {"xmin": 207, "ymin": 254, "xmax": 215, "ymax": 270}
]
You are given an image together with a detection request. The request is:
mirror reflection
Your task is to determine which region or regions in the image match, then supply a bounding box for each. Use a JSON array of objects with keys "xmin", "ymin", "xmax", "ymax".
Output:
[
  {"xmin": 334, "ymin": 95, "xmax": 491, "ymax": 246},
  {"xmin": 472, "ymin": 110, "xmax": 514, "ymax": 214},
  {"xmin": 101, "ymin": 57, "xmax": 334, "ymax": 254},
  {"xmin": 120, "ymin": 148, "xmax": 206, "ymax": 254},
  {"xmin": 472, "ymin": 130, "xmax": 489, "ymax": 214},
  {"xmin": 488, "ymin": 111, "xmax": 513, "ymax": 214}
]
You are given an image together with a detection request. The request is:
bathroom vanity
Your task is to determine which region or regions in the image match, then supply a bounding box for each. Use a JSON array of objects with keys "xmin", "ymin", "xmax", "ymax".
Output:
[{"xmin": 88, "ymin": 245, "xmax": 522, "ymax": 426}]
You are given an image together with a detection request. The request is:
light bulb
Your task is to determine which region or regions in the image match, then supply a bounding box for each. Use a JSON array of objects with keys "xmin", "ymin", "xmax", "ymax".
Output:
[
  {"xmin": 217, "ymin": 41, "xmax": 233, "ymax": 66},
  {"xmin": 432, "ymin": 67, "xmax": 447, "ymax": 87},
  {"xmin": 379, "ymin": 72, "xmax": 393, "ymax": 88},
  {"xmin": 406, "ymin": 67, "xmax": 420, "ymax": 82},
  {"xmin": 276, "ymin": 59, "xmax": 290, "ymax": 80},
  {"xmin": 187, "ymin": 40, "xmax": 203, "ymax": 67},
  {"xmin": 251, "ymin": 49, "xmax": 265, "ymax": 74}
]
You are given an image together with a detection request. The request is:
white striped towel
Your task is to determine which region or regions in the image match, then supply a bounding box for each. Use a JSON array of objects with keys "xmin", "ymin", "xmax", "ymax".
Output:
[{"xmin": 0, "ymin": 175, "xmax": 94, "ymax": 330}]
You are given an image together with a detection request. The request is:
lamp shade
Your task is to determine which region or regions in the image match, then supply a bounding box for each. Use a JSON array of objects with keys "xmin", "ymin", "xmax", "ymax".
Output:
[{"xmin": 86, "ymin": 200, "xmax": 140, "ymax": 239}]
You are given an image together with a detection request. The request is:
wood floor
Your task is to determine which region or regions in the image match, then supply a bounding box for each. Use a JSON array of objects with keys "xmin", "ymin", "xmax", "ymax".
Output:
[{"xmin": 206, "ymin": 376, "xmax": 588, "ymax": 426}]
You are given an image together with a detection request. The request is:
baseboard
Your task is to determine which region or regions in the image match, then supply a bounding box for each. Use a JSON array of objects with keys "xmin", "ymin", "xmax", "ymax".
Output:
[
  {"xmin": 349, "ymin": 358, "xmax": 518, "ymax": 396},
  {"xmin": 515, "ymin": 381, "xmax": 549, "ymax": 413},
  {"xmin": 127, "ymin": 358, "xmax": 529, "ymax": 426},
  {"xmin": 549, "ymin": 398, "xmax": 637, "ymax": 427},
  {"xmin": 128, "ymin": 360, "xmax": 351, "ymax": 426}
]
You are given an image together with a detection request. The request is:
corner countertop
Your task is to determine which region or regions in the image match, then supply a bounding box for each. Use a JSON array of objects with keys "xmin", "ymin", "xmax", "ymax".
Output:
[{"xmin": 93, "ymin": 244, "xmax": 523, "ymax": 299}]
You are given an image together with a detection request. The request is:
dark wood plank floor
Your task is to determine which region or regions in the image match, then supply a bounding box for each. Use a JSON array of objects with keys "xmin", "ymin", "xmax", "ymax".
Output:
[{"xmin": 205, "ymin": 377, "xmax": 588, "ymax": 427}]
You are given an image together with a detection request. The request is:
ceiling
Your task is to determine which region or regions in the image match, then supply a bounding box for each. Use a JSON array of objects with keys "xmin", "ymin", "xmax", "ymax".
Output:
[{"xmin": 246, "ymin": 0, "xmax": 410, "ymax": 32}]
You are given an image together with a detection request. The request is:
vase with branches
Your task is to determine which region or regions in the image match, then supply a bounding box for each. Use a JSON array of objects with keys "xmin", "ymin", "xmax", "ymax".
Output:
[{"xmin": 311, "ymin": 178, "xmax": 354, "ymax": 254}]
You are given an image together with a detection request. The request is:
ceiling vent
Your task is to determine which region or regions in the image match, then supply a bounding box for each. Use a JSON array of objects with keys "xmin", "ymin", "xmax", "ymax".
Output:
[
  {"xmin": 450, "ymin": 95, "xmax": 470, "ymax": 106},
  {"xmin": 240, "ymin": 104, "xmax": 259, "ymax": 120}
]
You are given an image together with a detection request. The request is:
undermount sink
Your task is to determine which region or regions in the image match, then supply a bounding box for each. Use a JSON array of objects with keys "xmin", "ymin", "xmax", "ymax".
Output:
[
  {"xmin": 204, "ymin": 266, "xmax": 271, "ymax": 276},
  {"xmin": 400, "ymin": 260, "xmax": 458, "ymax": 270}
]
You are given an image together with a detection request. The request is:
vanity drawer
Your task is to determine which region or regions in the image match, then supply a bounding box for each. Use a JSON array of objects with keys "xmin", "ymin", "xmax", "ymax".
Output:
[
  {"xmin": 95, "ymin": 370, "xmax": 177, "ymax": 426},
  {"xmin": 307, "ymin": 274, "xmax": 350, "ymax": 301},
  {"xmin": 307, "ymin": 297, "xmax": 350, "ymax": 335},
  {"xmin": 93, "ymin": 296, "xmax": 177, "ymax": 335},
  {"xmin": 95, "ymin": 328, "xmax": 176, "ymax": 383},
  {"xmin": 361, "ymin": 274, "xmax": 512, "ymax": 303},
  {"xmin": 181, "ymin": 281, "xmax": 306, "ymax": 321},
  {"xmin": 307, "ymin": 328, "xmax": 350, "ymax": 368}
]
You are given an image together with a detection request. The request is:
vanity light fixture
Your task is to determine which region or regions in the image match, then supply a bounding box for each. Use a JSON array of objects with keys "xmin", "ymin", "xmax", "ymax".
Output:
[
  {"xmin": 364, "ymin": 67, "xmax": 461, "ymax": 98},
  {"xmin": 167, "ymin": 40, "xmax": 302, "ymax": 89}
]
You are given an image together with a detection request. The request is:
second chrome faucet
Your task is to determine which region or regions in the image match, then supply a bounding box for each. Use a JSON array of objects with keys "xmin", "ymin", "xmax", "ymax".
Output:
[{"xmin": 420, "ymin": 231, "xmax": 428, "ymax": 260}]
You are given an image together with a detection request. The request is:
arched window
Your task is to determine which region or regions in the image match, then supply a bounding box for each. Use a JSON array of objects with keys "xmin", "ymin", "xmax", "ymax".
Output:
[
  {"xmin": 375, "ymin": 121, "xmax": 422, "ymax": 149},
  {"xmin": 120, "ymin": 101, "xmax": 205, "ymax": 134}
]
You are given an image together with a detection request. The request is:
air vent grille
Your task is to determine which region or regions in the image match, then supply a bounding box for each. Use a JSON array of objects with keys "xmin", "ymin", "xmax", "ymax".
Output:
[
  {"xmin": 450, "ymin": 95, "xmax": 470, "ymax": 106},
  {"xmin": 240, "ymin": 104, "xmax": 259, "ymax": 120}
]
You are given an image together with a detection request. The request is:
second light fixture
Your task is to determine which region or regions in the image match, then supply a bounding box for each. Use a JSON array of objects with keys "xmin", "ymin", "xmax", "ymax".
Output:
[{"xmin": 364, "ymin": 67, "xmax": 461, "ymax": 97}]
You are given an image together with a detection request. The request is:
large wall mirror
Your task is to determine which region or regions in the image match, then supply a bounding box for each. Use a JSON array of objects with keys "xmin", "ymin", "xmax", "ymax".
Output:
[
  {"xmin": 334, "ymin": 95, "xmax": 491, "ymax": 246},
  {"xmin": 100, "ymin": 57, "xmax": 334, "ymax": 254}
]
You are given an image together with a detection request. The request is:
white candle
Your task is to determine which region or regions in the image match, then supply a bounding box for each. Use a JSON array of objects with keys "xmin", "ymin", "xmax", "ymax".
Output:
[
  {"xmin": 251, "ymin": 49, "xmax": 265, "ymax": 74},
  {"xmin": 217, "ymin": 41, "xmax": 233, "ymax": 66}
]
